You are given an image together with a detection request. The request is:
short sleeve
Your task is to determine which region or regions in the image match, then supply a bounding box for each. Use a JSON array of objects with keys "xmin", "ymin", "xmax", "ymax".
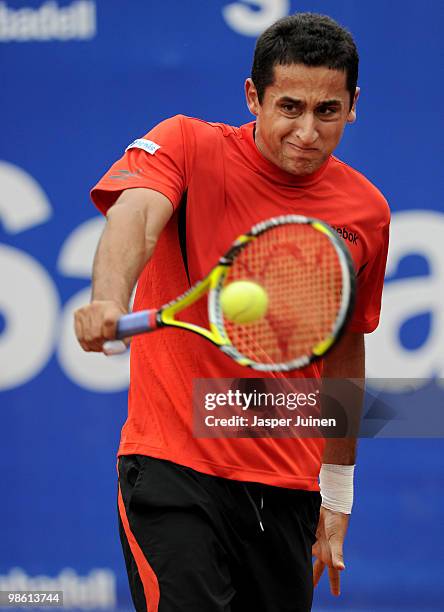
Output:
[
  {"xmin": 348, "ymin": 221, "xmax": 390, "ymax": 333},
  {"xmin": 90, "ymin": 115, "xmax": 188, "ymax": 215}
]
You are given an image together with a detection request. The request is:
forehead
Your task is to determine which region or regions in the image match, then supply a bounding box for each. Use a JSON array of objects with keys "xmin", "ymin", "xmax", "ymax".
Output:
[{"xmin": 266, "ymin": 63, "xmax": 349, "ymax": 103}]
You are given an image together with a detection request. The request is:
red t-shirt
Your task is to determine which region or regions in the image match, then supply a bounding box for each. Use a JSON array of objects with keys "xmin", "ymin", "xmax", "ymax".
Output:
[{"xmin": 91, "ymin": 115, "xmax": 390, "ymax": 491}]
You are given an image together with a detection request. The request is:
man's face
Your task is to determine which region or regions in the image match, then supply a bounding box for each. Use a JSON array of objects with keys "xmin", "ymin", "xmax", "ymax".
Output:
[{"xmin": 245, "ymin": 63, "xmax": 359, "ymax": 176}]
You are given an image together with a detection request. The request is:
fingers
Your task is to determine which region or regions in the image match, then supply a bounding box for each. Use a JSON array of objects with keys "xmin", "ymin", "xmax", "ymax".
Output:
[
  {"xmin": 313, "ymin": 556, "xmax": 344, "ymax": 596},
  {"xmin": 313, "ymin": 559, "xmax": 325, "ymax": 587},
  {"xmin": 312, "ymin": 506, "xmax": 347, "ymax": 596},
  {"xmin": 328, "ymin": 566, "xmax": 341, "ymax": 596},
  {"xmin": 74, "ymin": 301, "xmax": 126, "ymax": 353},
  {"xmin": 328, "ymin": 532, "xmax": 346, "ymax": 571},
  {"xmin": 325, "ymin": 517, "xmax": 346, "ymax": 596},
  {"xmin": 74, "ymin": 308, "xmax": 89, "ymax": 352}
]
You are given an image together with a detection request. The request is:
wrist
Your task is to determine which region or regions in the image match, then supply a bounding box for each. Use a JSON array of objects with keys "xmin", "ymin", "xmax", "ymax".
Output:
[{"xmin": 319, "ymin": 463, "xmax": 355, "ymax": 514}]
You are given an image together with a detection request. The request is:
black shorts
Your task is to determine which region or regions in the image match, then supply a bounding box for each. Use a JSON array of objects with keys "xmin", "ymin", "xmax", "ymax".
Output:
[{"xmin": 118, "ymin": 455, "xmax": 321, "ymax": 612}]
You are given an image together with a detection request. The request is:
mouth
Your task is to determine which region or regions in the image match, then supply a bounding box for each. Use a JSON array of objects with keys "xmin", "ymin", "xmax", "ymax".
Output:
[{"xmin": 286, "ymin": 142, "xmax": 318, "ymax": 152}]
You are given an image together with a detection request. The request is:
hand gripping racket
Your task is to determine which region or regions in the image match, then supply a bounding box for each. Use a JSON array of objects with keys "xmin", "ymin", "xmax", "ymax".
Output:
[{"xmin": 103, "ymin": 215, "xmax": 356, "ymax": 372}]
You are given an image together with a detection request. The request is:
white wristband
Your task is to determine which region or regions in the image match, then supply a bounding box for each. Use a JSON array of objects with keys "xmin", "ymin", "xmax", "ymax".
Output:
[{"xmin": 319, "ymin": 463, "xmax": 355, "ymax": 514}]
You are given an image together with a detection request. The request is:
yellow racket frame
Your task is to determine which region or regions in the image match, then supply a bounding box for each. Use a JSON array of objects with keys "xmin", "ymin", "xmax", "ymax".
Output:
[
  {"xmin": 113, "ymin": 215, "xmax": 355, "ymax": 372},
  {"xmin": 158, "ymin": 233, "xmax": 255, "ymax": 367}
]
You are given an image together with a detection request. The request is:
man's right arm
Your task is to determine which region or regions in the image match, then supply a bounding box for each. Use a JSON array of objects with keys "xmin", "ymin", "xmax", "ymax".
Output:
[{"xmin": 74, "ymin": 187, "xmax": 173, "ymax": 352}]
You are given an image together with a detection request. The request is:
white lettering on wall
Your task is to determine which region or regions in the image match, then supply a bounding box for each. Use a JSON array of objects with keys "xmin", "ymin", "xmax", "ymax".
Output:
[
  {"xmin": 57, "ymin": 217, "xmax": 130, "ymax": 392},
  {"xmin": 0, "ymin": 1, "xmax": 96, "ymax": 42},
  {"xmin": 366, "ymin": 210, "xmax": 444, "ymax": 390},
  {"xmin": 222, "ymin": 0, "xmax": 290, "ymax": 37},
  {"xmin": 0, "ymin": 162, "xmax": 58, "ymax": 390}
]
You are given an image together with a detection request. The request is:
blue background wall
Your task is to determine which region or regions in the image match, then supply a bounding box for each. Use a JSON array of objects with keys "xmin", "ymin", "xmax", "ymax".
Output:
[{"xmin": 1, "ymin": 1, "xmax": 443, "ymax": 610}]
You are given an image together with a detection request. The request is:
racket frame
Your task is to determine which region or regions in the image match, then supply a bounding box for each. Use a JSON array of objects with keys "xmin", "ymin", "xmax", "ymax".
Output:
[
  {"xmin": 116, "ymin": 215, "xmax": 356, "ymax": 372},
  {"xmin": 208, "ymin": 215, "xmax": 355, "ymax": 371}
]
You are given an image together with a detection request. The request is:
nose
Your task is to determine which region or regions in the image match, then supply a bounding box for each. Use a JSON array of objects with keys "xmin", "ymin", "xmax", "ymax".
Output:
[{"xmin": 295, "ymin": 113, "xmax": 319, "ymax": 147}]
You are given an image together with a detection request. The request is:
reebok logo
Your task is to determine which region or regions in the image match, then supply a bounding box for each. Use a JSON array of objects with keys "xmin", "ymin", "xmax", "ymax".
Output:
[{"xmin": 331, "ymin": 225, "xmax": 359, "ymax": 245}]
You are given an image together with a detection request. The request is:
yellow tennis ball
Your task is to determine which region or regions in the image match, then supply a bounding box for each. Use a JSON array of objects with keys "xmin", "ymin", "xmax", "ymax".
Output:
[{"xmin": 220, "ymin": 280, "xmax": 268, "ymax": 324}]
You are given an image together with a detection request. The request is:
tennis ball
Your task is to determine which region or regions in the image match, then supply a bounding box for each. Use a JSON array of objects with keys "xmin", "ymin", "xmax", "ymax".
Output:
[{"xmin": 220, "ymin": 280, "xmax": 268, "ymax": 324}]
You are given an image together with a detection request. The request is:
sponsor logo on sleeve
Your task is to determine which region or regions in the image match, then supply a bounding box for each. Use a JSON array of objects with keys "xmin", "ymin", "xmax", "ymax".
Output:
[
  {"xmin": 125, "ymin": 139, "xmax": 161, "ymax": 155},
  {"xmin": 109, "ymin": 169, "xmax": 142, "ymax": 180}
]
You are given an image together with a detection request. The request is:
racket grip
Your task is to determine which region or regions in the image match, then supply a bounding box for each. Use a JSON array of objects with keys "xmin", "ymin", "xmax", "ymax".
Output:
[
  {"xmin": 115, "ymin": 309, "xmax": 158, "ymax": 339},
  {"xmin": 103, "ymin": 340, "xmax": 127, "ymax": 356}
]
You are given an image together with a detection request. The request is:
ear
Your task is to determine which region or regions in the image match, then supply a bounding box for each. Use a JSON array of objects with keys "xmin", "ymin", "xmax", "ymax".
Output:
[
  {"xmin": 245, "ymin": 78, "xmax": 260, "ymax": 116},
  {"xmin": 347, "ymin": 87, "xmax": 360, "ymax": 124}
]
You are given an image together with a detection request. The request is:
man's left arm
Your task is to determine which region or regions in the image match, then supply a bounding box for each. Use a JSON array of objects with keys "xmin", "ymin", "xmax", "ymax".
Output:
[{"xmin": 312, "ymin": 330, "xmax": 364, "ymax": 596}]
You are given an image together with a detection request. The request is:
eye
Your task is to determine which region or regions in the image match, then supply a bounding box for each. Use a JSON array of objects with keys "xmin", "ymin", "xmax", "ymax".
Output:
[
  {"xmin": 317, "ymin": 105, "xmax": 340, "ymax": 117},
  {"xmin": 281, "ymin": 103, "xmax": 300, "ymax": 114}
]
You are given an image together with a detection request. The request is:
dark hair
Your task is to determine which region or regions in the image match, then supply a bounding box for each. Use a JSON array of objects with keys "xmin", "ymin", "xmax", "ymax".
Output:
[{"xmin": 251, "ymin": 13, "xmax": 359, "ymax": 108}]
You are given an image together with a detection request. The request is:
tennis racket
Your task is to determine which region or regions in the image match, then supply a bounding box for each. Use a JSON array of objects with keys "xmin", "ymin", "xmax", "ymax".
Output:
[{"xmin": 103, "ymin": 214, "xmax": 356, "ymax": 372}]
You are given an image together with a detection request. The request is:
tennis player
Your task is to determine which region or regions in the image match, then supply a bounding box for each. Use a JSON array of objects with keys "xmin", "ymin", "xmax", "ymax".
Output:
[{"xmin": 75, "ymin": 13, "xmax": 389, "ymax": 612}]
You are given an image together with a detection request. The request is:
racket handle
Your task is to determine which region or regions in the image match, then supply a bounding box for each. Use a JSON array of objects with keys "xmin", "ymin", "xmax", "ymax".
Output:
[
  {"xmin": 116, "ymin": 309, "xmax": 158, "ymax": 339},
  {"xmin": 103, "ymin": 340, "xmax": 127, "ymax": 356},
  {"xmin": 102, "ymin": 310, "xmax": 158, "ymax": 356}
]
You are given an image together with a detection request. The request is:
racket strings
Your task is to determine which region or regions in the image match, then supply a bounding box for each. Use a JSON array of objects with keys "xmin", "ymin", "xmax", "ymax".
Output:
[{"xmin": 224, "ymin": 224, "xmax": 343, "ymax": 364}]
